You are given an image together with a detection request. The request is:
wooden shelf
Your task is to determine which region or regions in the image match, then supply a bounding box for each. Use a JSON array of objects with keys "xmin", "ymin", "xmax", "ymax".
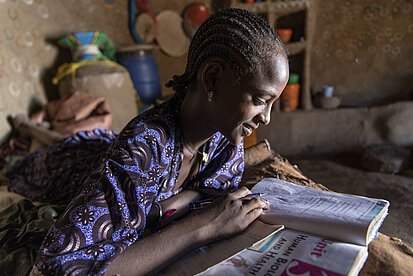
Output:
[
  {"xmin": 231, "ymin": 0, "xmax": 316, "ymax": 110},
  {"xmin": 232, "ymin": 2, "xmax": 268, "ymax": 13},
  {"xmin": 286, "ymin": 40, "xmax": 306, "ymax": 56},
  {"xmin": 233, "ymin": 0, "xmax": 307, "ymax": 14},
  {"xmin": 268, "ymin": 0, "xmax": 307, "ymax": 14}
]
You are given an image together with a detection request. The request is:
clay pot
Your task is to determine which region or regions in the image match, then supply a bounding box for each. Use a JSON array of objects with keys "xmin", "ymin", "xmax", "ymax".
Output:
[
  {"xmin": 281, "ymin": 83, "xmax": 300, "ymax": 111},
  {"xmin": 313, "ymin": 96, "xmax": 341, "ymax": 109},
  {"xmin": 276, "ymin": 29, "xmax": 293, "ymax": 44},
  {"xmin": 183, "ymin": 3, "xmax": 211, "ymax": 38}
]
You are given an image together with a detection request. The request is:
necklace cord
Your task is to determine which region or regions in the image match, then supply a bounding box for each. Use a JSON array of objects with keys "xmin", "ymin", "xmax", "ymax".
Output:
[{"xmin": 183, "ymin": 135, "xmax": 208, "ymax": 162}]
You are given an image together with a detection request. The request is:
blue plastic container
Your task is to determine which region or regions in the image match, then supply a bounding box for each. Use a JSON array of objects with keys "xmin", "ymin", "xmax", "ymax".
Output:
[{"xmin": 118, "ymin": 49, "xmax": 161, "ymax": 105}]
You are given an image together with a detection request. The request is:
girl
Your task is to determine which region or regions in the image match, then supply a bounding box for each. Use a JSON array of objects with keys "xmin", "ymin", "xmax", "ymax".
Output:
[{"xmin": 14, "ymin": 8, "xmax": 289, "ymax": 275}]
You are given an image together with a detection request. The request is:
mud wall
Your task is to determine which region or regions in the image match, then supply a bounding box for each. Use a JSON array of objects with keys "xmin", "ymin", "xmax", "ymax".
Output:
[{"xmin": 311, "ymin": 0, "xmax": 413, "ymax": 107}]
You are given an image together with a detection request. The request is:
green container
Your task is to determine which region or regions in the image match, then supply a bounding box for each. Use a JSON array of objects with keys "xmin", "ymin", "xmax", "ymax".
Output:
[{"xmin": 288, "ymin": 73, "xmax": 300, "ymax": 84}]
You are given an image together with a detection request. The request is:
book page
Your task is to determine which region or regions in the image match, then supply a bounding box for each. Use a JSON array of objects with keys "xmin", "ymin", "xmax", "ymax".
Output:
[
  {"xmin": 198, "ymin": 229, "xmax": 368, "ymax": 276},
  {"xmin": 251, "ymin": 178, "xmax": 389, "ymax": 246}
]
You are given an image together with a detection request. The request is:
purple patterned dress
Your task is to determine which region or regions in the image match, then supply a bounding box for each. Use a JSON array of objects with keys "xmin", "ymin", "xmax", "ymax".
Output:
[{"xmin": 8, "ymin": 97, "xmax": 244, "ymax": 275}]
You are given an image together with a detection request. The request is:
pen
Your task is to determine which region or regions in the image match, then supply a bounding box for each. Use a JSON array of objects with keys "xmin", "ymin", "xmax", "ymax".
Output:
[
  {"xmin": 244, "ymin": 193, "xmax": 266, "ymax": 198},
  {"xmin": 188, "ymin": 198, "xmax": 213, "ymax": 211},
  {"xmin": 188, "ymin": 193, "xmax": 266, "ymax": 211}
]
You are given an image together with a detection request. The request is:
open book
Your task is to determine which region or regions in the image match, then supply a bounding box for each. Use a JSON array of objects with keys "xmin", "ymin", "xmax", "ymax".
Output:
[
  {"xmin": 197, "ymin": 178, "xmax": 389, "ymax": 276},
  {"xmin": 254, "ymin": 178, "xmax": 389, "ymax": 246}
]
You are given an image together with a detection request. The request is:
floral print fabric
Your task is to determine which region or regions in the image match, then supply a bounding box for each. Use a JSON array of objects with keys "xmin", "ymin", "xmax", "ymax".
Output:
[{"xmin": 8, "ymin": 97, "xmax": 244, "ymax": 275}]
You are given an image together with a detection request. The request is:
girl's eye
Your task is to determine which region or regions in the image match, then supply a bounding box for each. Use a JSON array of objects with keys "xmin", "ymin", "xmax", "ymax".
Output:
[{"xmin": 253, "ymin": 98, "xmax": 266, "ymax": 106}]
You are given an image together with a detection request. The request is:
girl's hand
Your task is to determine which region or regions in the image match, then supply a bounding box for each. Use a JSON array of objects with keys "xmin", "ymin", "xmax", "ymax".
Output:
[{"xmin": 195, "ymin": 186, "xmax": 269, "ymax": 242}]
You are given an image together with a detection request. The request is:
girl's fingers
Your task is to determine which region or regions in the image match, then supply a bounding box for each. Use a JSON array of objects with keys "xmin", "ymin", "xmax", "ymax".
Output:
[
  {"xmin": 245, "ymin": 207, "xmax": 264, "ymax": 224},
  {"xmin": 243, "ymin": 197, "xmax": 268, "ymax": 224},
  {"xmin": 242, "ymin": 196, "xmax": 269, "ymax": 212},
  {"xmin": 229, "ymin": 186, "xmax": 251, "ymax": 199}
]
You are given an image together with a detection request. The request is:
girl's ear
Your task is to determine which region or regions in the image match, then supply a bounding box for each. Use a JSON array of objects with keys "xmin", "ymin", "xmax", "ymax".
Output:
[{"xmin": 201, "ymin": 60, "xmax": 225, "ymax": 96}]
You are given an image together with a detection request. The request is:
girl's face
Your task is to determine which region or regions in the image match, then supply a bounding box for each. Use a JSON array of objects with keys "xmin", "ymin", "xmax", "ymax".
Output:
[{"xmin": 210, "ymin": 54, "xmax": 289, "ymax": 145}]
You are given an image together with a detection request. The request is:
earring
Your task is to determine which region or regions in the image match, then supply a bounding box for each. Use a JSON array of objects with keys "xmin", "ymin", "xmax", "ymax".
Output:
[{"xmin": 207, "ymin": 91, "xmax": 214, "ymax": 102}]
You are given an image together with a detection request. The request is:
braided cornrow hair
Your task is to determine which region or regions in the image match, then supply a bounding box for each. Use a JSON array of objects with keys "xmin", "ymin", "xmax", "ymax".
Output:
[{"xmin": 166, "ymin": 8, "xmax": 287, "ymax": 101}]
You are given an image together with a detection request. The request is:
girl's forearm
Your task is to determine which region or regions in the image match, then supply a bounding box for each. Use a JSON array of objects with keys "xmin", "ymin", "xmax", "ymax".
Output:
[
  {"xmin": 105, "ymin": 213, "xmax": 210, "ymax": 276},
  {"xmin": 105, "ymin": 187, "xmax": 267, "ymax": 275}
]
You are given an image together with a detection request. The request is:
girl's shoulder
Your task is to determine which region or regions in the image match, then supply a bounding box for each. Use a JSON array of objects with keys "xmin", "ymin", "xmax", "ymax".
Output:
[{"xmin": 116, "ymin": 101, "xmax": 178, "ymax": 146}]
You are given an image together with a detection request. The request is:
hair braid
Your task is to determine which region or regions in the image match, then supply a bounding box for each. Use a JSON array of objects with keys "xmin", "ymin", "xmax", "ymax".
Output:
[{"xmin": 166, "ymin": 8, "xmax": 287, "ymax": 101}]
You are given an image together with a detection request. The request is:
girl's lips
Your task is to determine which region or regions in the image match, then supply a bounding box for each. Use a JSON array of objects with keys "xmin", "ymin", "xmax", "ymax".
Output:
[{"xmin": 242, "ymin": 124, "xmax": 253, "ymax": 136}]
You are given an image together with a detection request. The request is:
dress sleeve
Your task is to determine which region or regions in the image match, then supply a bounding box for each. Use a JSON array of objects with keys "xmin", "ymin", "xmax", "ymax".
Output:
[{"xmin": 34, "ymin": 119, "xmax": 173, "ymax": 275}]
